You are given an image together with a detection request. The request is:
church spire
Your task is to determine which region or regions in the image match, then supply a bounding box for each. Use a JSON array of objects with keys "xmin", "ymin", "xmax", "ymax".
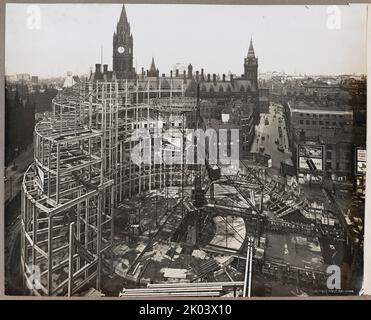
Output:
[
  {"xmin": 244, "ymin": 37, "xmax": 258, "ymax": 87},
  {"xmin": 247, "ymin": 37, "xmax": 255, "ymax": 58},
  {"xmin": 150, "ymin": 57, "xmax": 156, "ymax": 71},
  {"xmin": 148, "ymin": 57, "xmax": 159, "ymax": 78},
  {"xmin": 119, "ymin": 4, "xmax": 128, "ymax": 23},
  {"xmin": 113, "ymin": 4, "xmax": 135, "ymax": 79}
]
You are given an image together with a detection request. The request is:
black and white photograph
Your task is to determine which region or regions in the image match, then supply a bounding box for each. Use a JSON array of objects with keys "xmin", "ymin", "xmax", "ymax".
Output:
[{"xmin": 3, "ymin": 2, "xmax": 367, "ymax": 298}]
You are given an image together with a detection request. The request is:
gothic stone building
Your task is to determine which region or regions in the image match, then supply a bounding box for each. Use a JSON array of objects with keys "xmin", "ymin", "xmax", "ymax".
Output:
[
  {"xmin": 112, "ymin": 5, "xmax": 136, "ymax": 79},
  {"xmin": 184, "ymin": 39, "xmax": 260, "ymax": 125}
]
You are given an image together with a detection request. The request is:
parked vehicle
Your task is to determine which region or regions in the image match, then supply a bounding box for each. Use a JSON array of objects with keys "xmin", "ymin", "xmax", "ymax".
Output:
[{"xmin": 278, "ymin": 127, "xmax": 283, "ymax": 137}]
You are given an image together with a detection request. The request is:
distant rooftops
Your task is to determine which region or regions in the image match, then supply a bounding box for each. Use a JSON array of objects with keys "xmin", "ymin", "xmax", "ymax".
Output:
[
  {"xmin": 289, "ymin": 100, "xmax": 352, "ymax": 114},
  {"xmin": 63, "ymin": 74, "xmax": 80, "ymax": 88}
]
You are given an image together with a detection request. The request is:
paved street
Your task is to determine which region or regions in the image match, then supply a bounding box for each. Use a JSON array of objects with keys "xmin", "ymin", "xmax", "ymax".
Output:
[
  {"xmin": 4, "ymin": 145, "xmax": 34, "ymax": 203},
  {"xmin": 250, "ymin": 104, "xmax": 293, "ymax": 171}
]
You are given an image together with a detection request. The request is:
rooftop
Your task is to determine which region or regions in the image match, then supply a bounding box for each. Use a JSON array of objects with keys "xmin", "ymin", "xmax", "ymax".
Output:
[{"xmin": 289, "ymin": 100, "xmax": 352, "ymax": 114}]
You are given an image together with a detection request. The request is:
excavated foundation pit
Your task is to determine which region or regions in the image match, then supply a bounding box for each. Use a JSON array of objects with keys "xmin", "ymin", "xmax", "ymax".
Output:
[{"xmin": 111, "ymin": 186, "xmax": 249, "ymax": 286}]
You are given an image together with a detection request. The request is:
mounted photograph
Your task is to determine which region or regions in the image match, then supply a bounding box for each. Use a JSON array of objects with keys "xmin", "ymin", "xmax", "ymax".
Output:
[{"xmin": 3, "ymin": 3, "xmax": 367, "ymax": 297}]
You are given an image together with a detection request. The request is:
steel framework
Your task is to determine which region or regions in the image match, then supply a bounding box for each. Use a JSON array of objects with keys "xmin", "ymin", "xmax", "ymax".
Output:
[
  {"xmin": 21, "ymin": 79, "xmax": 348, "ymax": 297},
  {"xmin": 21, "ymin": 79, "xmax": 196, "ymax": 296}
]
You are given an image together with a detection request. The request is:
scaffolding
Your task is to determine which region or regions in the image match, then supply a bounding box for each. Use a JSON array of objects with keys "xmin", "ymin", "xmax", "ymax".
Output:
[
  {"xmin": 21, "ymin": 79, "xmax": 197, "ymax": 296},
  {"xmin": 20, "ymin": 79, "xmax": 348, "ymax": 297}
]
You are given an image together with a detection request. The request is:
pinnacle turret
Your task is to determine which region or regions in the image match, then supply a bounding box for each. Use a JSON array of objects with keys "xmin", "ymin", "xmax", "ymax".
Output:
[
  {"xmin": 247, "ymin": 37, "xmax": 255, "ymax": 58},
  {"xmin": 119, "ymin": 4, "xmax": 128, "ymax": 23}
]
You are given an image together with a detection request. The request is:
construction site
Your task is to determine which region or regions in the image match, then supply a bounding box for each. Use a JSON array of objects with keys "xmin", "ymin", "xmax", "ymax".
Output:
[{"xmin": 20, "ymin": 79, "xmax": 354, "ymax": 297}]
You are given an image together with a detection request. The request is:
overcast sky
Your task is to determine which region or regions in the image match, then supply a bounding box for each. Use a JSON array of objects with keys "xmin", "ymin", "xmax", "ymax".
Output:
[{"xmin": 5, "ymin": 3, "xmax": 367, "ymax": 78}]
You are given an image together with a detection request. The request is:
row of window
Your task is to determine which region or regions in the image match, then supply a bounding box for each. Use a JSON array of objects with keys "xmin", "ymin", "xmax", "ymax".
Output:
[
  {"xmin": 132, "ymin": 122, "xmax": 182, "ymax": 129},
  {"xmin": 201, "ymin": 85, "xmax": 250, "ymax": 93},
  {"xmin": 325, "ymin": 162, "xmax": 352, "ymax": 170},
  {"xmin": 326, "ymin": 151, "xmax": 351, "ymax": 160},
  {"xmin": 299, "ymin": 120, "xmax": 348, "ymax": 126},
  {"xmin": 299, "ymin": 113, "xmax": 346, "ymax": 119}
]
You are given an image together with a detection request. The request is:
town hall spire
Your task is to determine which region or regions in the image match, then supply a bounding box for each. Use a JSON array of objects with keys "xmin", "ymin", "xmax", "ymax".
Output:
[
  {"xmin": 247, "ymin": 37, "xmax": 255, "ymax": 58},
  {"xmin": 244, "ymin": 37, "xmax": 258, "ymax": 88},
  {"xmin": 113, "ymin": 4, "xmax": 135, "ymax": 79},
  {"xmin": 119, "ymin": 4, "xmax": 128, "ymax": 23}
]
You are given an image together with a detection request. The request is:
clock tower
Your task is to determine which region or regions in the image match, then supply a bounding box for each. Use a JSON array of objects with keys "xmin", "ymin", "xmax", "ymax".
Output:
[
  {"xmin": 244, "ymin": 38, "xmax": 258, "ymax": 90},
  {"xmin": 113, "ymin": 5, "xmax": 135, "ymax": 79}
]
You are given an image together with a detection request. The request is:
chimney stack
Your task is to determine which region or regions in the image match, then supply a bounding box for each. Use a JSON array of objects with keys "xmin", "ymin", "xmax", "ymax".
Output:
[
  {"xmin": 176, "ymin": 69, "xmax": 179, "ymax": 77},
  {"xmin": 103, "ymin": 64, "xmax": 108, "ymax": 74},
  {"xmin": 196, "ymin": 70, "xmax": 199, "ymax": 82},
  {"xmin": 188, "ymin": 64, "xmax": 193, "ymax": 79},
  {"xmin": 213, "ymin": 74, "xmax": 217, "ymax": 83},
  {"xmin": 207, "ymin": 74, "xmax": 211, "ymax": 82},
  {"xmin": 201, "ymin": 68, "xmax": 204, "ymax": 81},
  {"xmin": 222, "ymin": 74, "xmax": 225, "ymax": 82},
  {"xmin": 95, "ymin": 64, "xmax": 101, "ymax": 74},
  {"xmin": 162, "ymin": 73, "xmax": 166, "ymax": 77},
  {"xmin": 141, "ymin": 67, "xmax": 144, "ymax": 76},
  {"xmin": 230, "ymin": 74, "xmax": 234, "ymax": 82},
  {"xmin": 170, "ymin": 70, "xmax": 173, "ymax": 78}
]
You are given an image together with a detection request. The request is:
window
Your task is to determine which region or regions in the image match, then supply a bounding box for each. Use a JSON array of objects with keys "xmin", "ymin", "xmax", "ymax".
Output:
[
  {"xmin": 319, "ymin": 121, "xmax": 323, "ymax": 125},
  {"xmin": 300, "ymin": 113, "xmax": 303, "ymax": 117},
  {"xmin": 313, "ymin": 114, "xmax": 317, "ymax": 118},
  {"xmin": 326, "ymin": 121, "xmax": 330, "ymax": 125},
  {"xmin": 332, "ymin": 121, "xmax": 336, "ymax": 126},
  {"xmin": 319, "ymin": 114, "xmax": 323, "ymax": 118},
  {"xmin": 306, "ymin": 120, "xmax": 310, "ymax": 125},
  {"xmin": 326, "ymin": 162, "xmax": 332, "ymax": 170},
  {"xmin": 300, "ymin": 120, "xmax": 304, "ymax": 124},
  {"xmin": 327, "ymin": 151, "xmax": 332, "ymax": 159},
  {"xmin": 313, "ymin": 121, "xmax": 317, "ymax": 125}
]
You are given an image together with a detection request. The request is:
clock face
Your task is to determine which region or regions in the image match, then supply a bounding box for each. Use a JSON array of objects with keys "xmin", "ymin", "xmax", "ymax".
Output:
[{"xmin": 118, "ymin": 46, "xmax": 125, "ymax": 54}]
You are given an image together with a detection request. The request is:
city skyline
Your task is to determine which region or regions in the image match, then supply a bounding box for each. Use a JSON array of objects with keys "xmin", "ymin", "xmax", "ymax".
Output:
[
  {"xmin": 5, "ymin": 4, "xmax": 367, "ymax": 78},
  {"xmin": 4, "ymin": 3, "xmax": 367, "ymax": 298}
]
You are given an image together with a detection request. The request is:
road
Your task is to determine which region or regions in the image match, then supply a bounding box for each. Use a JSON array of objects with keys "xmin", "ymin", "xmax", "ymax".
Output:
[
  {"xmin": 4, "ymin": 144, "xmax": 34, "ymax": 203},
  {"xmin": 250, "ymin": 104, "xmax": 293, "ymax": 172}
]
